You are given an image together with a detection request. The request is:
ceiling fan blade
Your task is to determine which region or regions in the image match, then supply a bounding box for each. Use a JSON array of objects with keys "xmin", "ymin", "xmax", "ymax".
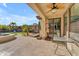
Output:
[
  {"xmin": 47, "ymin": 4, "xmax": 53, "ymax": 9},
  {"xmin": 47, "ymin": 9, "xmax": 52, "ymax": 13},
  {"xmin": 56, "ymin": 4, "xmax": 65, "ymax": 9},
  {"xmin": 52, "ymin": 3, "xmax": 56, "ymax": 8}
]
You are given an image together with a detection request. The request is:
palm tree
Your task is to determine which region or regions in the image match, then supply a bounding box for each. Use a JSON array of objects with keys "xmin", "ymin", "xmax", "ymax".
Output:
[
  {"xmin": 9, "ymin": 22, "xmax": 17, "ymax": 32},
  {"xmin": 10, "ymin": 22, "xmax": 16, "ymax": 26}
]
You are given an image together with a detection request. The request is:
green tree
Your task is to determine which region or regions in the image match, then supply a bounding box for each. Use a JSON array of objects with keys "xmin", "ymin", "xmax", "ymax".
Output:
[
  {"xmin": 0, "ymin": 25, "xmax": 3, "ymax": 29},
  {"xmin": 22, "ymin": 24, "xmax": 29, "ymax": 36},
  {"xmin": 9, "ymin": 22, "xmax": 17, "ymax": 32}
]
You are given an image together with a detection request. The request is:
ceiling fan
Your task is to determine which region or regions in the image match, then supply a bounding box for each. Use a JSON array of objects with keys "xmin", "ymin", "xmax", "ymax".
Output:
[
  {"xmin": 47, "ymin": 3, "xmax": 64, "ymax": 13},
  {"xmin": 52, "ymin": 3, "xmax": 58, "ymax": 9}
]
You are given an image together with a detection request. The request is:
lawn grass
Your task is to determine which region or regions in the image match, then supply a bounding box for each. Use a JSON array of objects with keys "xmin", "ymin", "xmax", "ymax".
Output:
[{"xmin": 8, "ymin": 32, "xmax": 28, "ymax": 36}]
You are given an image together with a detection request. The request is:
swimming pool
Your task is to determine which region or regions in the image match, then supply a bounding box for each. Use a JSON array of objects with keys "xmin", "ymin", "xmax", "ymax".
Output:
[{"xmin": 0, "ymin": 33, "xmax": 16, "ymax": 43}]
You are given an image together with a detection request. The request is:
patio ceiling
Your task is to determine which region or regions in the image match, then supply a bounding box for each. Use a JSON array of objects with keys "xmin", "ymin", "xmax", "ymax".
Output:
[{"xmin": 28, "ymin": 3, "xmax": 74, "ymax": 19}]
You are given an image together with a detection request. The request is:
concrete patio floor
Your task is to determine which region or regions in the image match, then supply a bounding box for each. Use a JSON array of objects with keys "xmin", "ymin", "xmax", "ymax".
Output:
[{"xmin": 0, "ymin": 35, "xmax": 71, "ymax": 56}]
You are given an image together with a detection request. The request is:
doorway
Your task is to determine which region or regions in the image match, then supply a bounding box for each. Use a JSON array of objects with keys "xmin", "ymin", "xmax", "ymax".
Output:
[{"xmin": 54, "ymin": 18, "xmax": 61, "ymax": 37}]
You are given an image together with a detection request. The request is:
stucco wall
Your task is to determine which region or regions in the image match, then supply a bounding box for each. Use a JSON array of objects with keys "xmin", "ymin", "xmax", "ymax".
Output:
[{"xmin": 71, "ymin": 20, "xmax": 79, "ymax": 33}]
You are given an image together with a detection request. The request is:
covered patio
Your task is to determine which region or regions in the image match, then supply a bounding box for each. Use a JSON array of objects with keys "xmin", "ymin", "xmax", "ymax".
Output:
[
  {"xmin": 28, "ymin": 3, "xmax": 79, "ymax": 55},
  {"xmin": 28, "ymin": 3, "xmax": 73, "ymax": 38}
]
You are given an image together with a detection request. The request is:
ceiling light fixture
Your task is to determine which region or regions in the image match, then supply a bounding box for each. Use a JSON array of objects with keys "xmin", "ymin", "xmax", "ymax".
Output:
[{"xmin": 51, "ymin": 9, "xmax": 57, "ymax": 13}]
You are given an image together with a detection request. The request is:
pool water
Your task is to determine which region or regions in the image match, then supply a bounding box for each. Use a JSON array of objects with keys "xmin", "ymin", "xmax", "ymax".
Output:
[{"xmin": 0, "ymin": 33, "xmax": 9, "ymax": 36}]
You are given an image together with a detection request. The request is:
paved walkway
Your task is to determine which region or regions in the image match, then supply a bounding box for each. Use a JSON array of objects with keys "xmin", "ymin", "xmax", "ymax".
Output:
[{"xmin": 0, "ymin": 35, "xmax": 71, "ymax": 56}]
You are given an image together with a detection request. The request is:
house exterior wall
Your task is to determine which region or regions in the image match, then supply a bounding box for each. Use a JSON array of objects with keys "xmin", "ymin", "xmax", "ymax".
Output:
[{"xmin": 71, "ymin": 20, "xmax": 79, "ymax": 33}]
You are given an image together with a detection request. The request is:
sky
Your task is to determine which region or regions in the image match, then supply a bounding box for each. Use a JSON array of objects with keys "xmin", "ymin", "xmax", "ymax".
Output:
[{"xmin": 0, "ymin": 3, "xmax": 39, "ymax": 26}]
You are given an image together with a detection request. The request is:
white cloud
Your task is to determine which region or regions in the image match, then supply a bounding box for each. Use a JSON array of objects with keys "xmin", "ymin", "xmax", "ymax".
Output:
[
  {"xmin": 0, "ymin": 7, "xmax": 39, "ymax": 25},
  {"xmin": 3, "ymin": 3, "xmax": 7, "ymax": 8}
]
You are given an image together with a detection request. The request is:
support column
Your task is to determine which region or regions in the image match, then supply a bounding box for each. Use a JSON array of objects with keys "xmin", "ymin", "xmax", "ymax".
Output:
[
  {"xmin": 67, "ymin": 8, "xmax": 71, "ymax": 39},
  {"xmin": 60, "ymin": 15, "xmax": 65, "ymax": 37},
  {"xmin": 40, "ymin": 17, "xmax": 47, "ymax": 39},
  {"xmin": 36, "ymin": 16, "xmax": 47, "ymax": 39},
  {"xmin": 46, "ymin": 19, "xmax": 49, "ymax": 33},
  {"xmin": 66, "ymin": 8, "xmax": 72, "ymax": 52}
]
